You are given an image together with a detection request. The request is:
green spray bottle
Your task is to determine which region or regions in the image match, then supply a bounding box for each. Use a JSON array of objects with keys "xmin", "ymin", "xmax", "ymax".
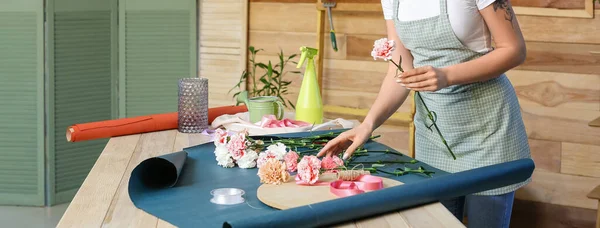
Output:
[{"xmin": 295, "ymin": 46, "xmax": 323, "ymax": 124}]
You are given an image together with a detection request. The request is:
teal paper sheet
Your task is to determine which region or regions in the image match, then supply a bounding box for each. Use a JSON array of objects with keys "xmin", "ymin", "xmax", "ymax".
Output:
[{"xmin": 128, "ymin": 130, "xmax": 534, "ymax": 228}]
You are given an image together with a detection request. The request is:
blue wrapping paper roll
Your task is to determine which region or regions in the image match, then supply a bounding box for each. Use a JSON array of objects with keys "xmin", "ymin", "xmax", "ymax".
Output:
[
  {"xmin": 223, "ymin": 158, "xmax": 535, "ymax": 228},
  {"xmin": 128, "ymin": 130, "xmax": 534, "ymax": 228},
  {"xmin": 130, "ymin": 151, "xmax": 188, "ymax": 189}
]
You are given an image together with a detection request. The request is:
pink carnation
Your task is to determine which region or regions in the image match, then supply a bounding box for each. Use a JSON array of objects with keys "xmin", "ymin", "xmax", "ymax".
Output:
[
  {"xmin": 227, "ymin": 132, "xmax": 248, "ymax": 160},
  {"xmin": 321, "ymin": 156, "xmax": 344, "ymax": 170},
  {"xmin": 332, "ymin": 156, "xmax": 344, "ymax": 166},
  {"xmin": 371, "ymin": 38, "xmax": 395, "ymax": 61},
  {"xmin": 257, "ymin": 150, "xmax": 280, "ymax": 168},
  {"xmin": 214, "ymin": 128, "xmax": 229, "ymax": 147},
  {"xmin": 284, "ymin": 151, "xmax": 300, "ymax": 172},
  {"xmin": 296, "ymin": 156, "xmax": 321, "ymax": 185}
]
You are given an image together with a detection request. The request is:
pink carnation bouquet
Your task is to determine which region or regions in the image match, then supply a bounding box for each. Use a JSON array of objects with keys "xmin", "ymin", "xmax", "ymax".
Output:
[
  {"xmin": 213, "ymin": 129, "xmax": 262, "ymax": 169},
  {"xmin": 212, "ymin": 130, "xmax": 436, "ymax": 185}
]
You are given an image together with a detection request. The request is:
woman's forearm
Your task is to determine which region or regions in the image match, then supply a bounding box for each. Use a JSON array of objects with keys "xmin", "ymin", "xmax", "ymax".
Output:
[
  {"xmin": 443, "ymin": 3, "xmax": 527, "ymax": 86},
  {"xmin": 443, "ymin": 46, "xmax": 525, "ymax": 86},
  {"xmin": 362, "ymin": 73, "xmax": 411, "ymax": 132},
  {"xmin": 362, "ymin": 20, "xmax": 414, "ymax": 132}
]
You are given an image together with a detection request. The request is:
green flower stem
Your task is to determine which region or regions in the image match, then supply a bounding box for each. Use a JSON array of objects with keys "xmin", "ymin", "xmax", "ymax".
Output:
[
  {"xmin": 362, "ymin": 168, "xmax": 377, "ymax": 172},
  {"xmin": 387, "ymin": 59, "xmax": 456, "ymax": 160},
  {"xmin": 353, "ymin": 149, "xmax": 404, "ymax": 157},
  {"xmin": 415, "ymin": 92, "xmax": 456, "ymax": 160},
  {"xmin": 398, "ymin": 167, "xmax": 435, "ymax": 177},
  {"xmin": 368, "ymin": 167, "xmax": 434, "ymax": 177},
  {"xmin": 370, "ymin": 135, "xmax": 382, "ymax": 140},
  {"xmin": 297, "ymin": 150, "xmax": 319, "ymax": 154},
  {"xmin": 347, "ymin": 160, "xmax": 418, "ymax": 165},
  {"xmin": 259, "ymin": 134, "xmax": 382, "ymax": 152},
  {"xmin": 389, "ymin": 59, "xmax": 404, "ymax": 73},
  {"xmin": 371, "ymin": 168, "xmax": 398, "ymax": 176}
]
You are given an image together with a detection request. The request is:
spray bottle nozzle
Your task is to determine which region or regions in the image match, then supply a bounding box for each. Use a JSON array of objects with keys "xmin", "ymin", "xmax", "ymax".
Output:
[{"xmin": 296, "ymin": 46, "xmax": 319, "ymax": 69}]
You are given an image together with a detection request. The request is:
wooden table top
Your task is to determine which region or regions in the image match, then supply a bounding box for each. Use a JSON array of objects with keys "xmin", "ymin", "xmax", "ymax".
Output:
[
  {"xmin": 589, "ymin": 116, "xmax": 600, "ymax": 127},
  {"xmin": 56, "ymin": 129, "xmax": 465, "ymax": 228},
  {"xmin": 588, "ymin": 184, "xmax": 600, "ymax": 200}
]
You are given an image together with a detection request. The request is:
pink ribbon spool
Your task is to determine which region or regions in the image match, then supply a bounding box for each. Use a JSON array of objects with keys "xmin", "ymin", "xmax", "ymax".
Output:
[
  {"xmin": 294, "ymin": 173, "xmax": 384, "ymax": 197},
  {"xmin": 329, "ymin": 175, "xmax": 384, "ymax": 197}
]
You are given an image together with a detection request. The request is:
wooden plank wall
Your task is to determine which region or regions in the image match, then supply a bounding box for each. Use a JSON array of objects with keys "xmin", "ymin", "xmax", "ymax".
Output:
[
  {"xmin": 198, "ymin": 0, "xmax": 247, "ymax": 107},
  {"xmin": 241, "ymin": 1, "xmax": 600, "ymax": 227},
  {"xmin": 511, "ymin": 0, "xmax": 599, "ymax": 9}
]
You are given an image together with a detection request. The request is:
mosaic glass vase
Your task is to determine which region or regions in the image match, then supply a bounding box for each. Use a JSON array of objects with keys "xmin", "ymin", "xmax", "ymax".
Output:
[{"xmin": 178, "ymin": 78, "xmax": 209, "ymax": 133}]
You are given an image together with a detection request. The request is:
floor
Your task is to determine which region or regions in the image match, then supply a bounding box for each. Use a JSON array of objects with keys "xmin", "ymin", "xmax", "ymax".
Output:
[{"xmin": 0, "ymin": 203, "xmax": 69, "ymax": 228}]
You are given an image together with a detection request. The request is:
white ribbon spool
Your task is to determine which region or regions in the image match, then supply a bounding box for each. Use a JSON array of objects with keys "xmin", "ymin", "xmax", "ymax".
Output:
[{"xmin": 210, "ymin": 188, "xmax": 245, "ymax": 205}]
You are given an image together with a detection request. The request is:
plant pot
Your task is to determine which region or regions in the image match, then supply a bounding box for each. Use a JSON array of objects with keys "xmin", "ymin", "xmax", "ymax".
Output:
[{"xmin": 236, "ymin": 91, "xmax": 284, "ymax": 123}]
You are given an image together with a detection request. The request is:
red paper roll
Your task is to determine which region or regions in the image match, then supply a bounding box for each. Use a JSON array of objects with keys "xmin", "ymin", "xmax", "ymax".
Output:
[{"xmin": 67, "ymin": 105, "xmax": 248, "ymax": 142}]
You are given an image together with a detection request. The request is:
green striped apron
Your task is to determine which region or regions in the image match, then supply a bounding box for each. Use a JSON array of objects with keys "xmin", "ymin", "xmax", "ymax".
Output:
[{"xmin": 392, "ymin": 0, "xmax": 532, "ymax": 195}]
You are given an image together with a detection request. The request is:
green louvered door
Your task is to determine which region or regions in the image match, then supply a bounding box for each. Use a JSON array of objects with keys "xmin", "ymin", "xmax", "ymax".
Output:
[
  {"xmin": 0, "ymin": 0, "xmax": 45, "ymax": 206},
  {"xmin": 119, "ymin": 0, "xmax": 198, "ymax": 117},
  {"xmin": 46, "ymin": 0, "xmax": 118, "ymax": 205}
]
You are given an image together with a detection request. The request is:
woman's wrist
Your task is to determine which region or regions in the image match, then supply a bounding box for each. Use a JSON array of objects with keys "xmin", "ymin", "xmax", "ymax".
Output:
[
  {"xmin": 360, "ymin": 119, "xmax": 376, "ymax": 132},
  {"xmin": 440, "ymin": 66, "xmax": 455, "ymax": 87}
]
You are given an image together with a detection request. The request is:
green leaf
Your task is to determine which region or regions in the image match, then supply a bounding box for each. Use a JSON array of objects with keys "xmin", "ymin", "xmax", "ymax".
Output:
[
  {"xmin": 260, "ymin": 77, "xmax": 270, "ymax": 85},
  {"xmin": 267, "ymin": 61, "xmax": 273, "ymax": 77},
  {"xmin": 228, "ymin": 71, "xmax": 248, "ymax": 94},
  {"xmin": 279, "ymin": 50, "xmax": 284, "ymax": 63},
  {"xmin": 256, "ymin": 63, "xmax": 268, "ymax": 69},
  {"xmin": 238, "ymin": 46, "xmax": 301, "ymax": 101},
  {"xmin": 288, "ymin": 100, "xmax": 296, "ymax": 109}
]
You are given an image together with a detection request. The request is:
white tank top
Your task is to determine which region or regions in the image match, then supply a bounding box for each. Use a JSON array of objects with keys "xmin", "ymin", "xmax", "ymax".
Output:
[{"xmin": 381, "ymin": 0, "xmax": 496, "ymax": 53}]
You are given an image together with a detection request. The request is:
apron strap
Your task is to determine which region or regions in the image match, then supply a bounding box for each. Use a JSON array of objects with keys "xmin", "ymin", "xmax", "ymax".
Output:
[
  {"xmin": 440, "ymin": 0, "xmax": 448, "ymax": 14},
  {"xmin": 392, "ymin": 0, "xmax": 400, "ymax": 21}
]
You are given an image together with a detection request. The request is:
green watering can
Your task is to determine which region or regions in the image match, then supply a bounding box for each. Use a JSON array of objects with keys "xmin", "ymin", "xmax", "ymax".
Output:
[{"xmin": 236, "ymin": 91, "xmax": 284, "ymax": 123}]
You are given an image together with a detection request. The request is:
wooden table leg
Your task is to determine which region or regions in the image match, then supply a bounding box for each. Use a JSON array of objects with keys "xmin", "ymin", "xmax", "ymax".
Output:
[
  {"xmin": 588, "ymin": 185, "xmax": 600, "ymax": 228},
  {"xmin": 596, "ymin": 200, "xmax": 600, "ymax": 228}
]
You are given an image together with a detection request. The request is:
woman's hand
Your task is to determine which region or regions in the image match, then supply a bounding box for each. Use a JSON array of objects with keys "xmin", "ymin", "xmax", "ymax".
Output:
[
  {"xmin": 396, "ymin": 66, "xmax": 450, "ymax": 92},
  {"xmin": 317, "ymin": 124, "xmax": 374, "ymax": 160}
]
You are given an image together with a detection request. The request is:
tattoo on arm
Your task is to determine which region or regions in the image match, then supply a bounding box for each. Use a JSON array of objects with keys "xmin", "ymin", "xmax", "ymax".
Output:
[{"xmin": 493, "ymin": 0, "xmax": 515, "ymax": 28}]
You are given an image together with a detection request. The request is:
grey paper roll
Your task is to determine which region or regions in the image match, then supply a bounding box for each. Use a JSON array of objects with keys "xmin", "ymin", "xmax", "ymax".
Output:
[{"xmin": 131, "ymin": 150, "xmax": 188, "ymax": 189}]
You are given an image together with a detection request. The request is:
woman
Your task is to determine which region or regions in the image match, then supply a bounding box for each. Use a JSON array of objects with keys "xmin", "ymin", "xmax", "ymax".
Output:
[{"xmin": 317, "ymin": 0, "xmax": 531, "ymax": 227}]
